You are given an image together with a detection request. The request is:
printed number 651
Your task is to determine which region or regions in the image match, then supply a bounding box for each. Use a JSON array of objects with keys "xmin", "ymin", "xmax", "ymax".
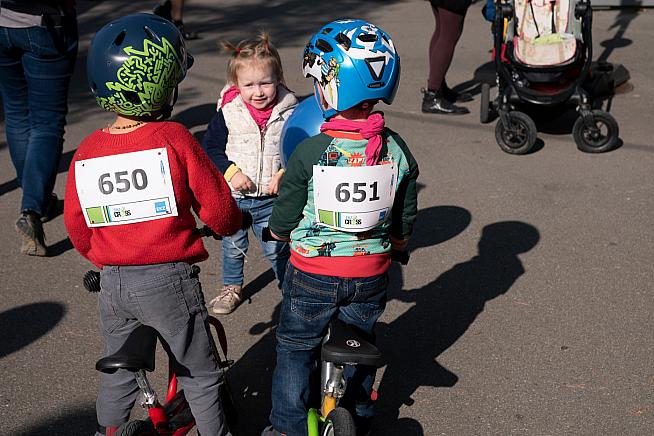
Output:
[{"xmin": 335, "ymin": 182, "xmax": 380, "ymax": 203}]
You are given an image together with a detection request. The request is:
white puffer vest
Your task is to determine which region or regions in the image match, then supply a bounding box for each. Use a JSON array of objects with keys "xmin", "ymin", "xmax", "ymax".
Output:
[{"xmin": 219, "ymin": 84, "xmax": 298, "ymax": 197}]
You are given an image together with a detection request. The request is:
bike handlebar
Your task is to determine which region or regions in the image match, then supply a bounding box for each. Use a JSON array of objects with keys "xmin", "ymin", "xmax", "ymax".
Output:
[
  {"xmin": 83, "ymin": 270, "xmax": 101, "ymax": 293},
  {"xmin": 83, "ymin": 226, "xmax": 409, "ymax": 293}
]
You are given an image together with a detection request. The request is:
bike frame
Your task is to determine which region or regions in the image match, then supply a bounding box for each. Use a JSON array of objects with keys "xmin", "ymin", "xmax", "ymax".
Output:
[{"xmin": 130, "ymin": 317, "xmax": 230, "ymax": 435}]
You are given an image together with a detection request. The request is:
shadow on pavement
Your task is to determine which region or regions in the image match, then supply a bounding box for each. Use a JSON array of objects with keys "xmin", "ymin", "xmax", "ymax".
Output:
[
  {"xmin": 15, "ymin": 404, "xmax": 97, "ymax": 436},
  {"xmin": 0, "ymin": 302, "xmax": 67, "ymax": 359},
  {"xmin": 375, "ymin": 221, "xmax": 540, "ymax": 434},
  {"xmin": 226, "ymin": 303, "xmax": 281, "ymax": 434},
  {"xmin": 241, "ymin": 268, "xmax": 276, "ymax": 303},
  {"xmin": 390, "ymin": 205, "xmax": 472, "ymax": 291},
  {"xmin": 49, "ymin": 237, "xmax": 75, "ymax": 257}
]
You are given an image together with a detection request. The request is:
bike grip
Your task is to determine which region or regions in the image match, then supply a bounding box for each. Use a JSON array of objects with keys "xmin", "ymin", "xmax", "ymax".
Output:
[
  {"xmin": 83, "ymin": 270, "xmax": 101, "ymax": 293},
  {"xmin": 241, "ymin": 211, "xmax": 253, "ymax": 230},
  {"xmin": 390, "ymin": 250, "xmax": 410, "ymax": 265},
  {"xmin": 261, "ymin": 227, "xmax": 274, "ymax": 242},
  {"xmin": 198, "ymin": 225, "xmax": 223, "ymax": 240}
]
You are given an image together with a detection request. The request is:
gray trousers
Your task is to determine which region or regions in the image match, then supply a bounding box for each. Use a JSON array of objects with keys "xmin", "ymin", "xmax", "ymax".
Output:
[{"xmin": 95, "ymin": 262, "xmax": 231, "ymax": 436}]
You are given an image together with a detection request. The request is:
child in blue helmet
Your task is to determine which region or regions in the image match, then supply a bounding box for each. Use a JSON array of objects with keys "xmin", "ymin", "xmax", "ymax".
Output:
[
  {"xmin": 263, "ymin": 19, "xmax": 419, "ymax": 436},
  {"xmin": 63, "ymin": 14, "xmax": 241, "ymax": 436}
]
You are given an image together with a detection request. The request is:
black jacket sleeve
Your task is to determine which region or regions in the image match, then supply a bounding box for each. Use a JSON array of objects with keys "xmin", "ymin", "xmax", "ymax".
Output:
[{"xmin": 201, "ymin": 109, "xmax": 233, "ymax": 174}]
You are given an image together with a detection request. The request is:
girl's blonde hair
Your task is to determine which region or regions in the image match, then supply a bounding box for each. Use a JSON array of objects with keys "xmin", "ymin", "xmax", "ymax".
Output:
[{"xmin": 222, "ymin": 32, "xmax": 285, "ymax": 85}]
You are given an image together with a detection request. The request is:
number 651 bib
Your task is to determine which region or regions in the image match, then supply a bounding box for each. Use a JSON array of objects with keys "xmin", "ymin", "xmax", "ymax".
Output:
[
  {"xmin": 313, "ymin": 164, "xmax": 396, "ymax": 232},
  {"xmin": 75, "ymin": 148, "xmax": 178, "ymax": 227}
]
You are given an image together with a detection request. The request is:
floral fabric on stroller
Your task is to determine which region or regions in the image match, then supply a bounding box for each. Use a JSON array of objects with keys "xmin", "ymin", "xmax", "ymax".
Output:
[
  {"xmin": 513, "ymin": 0, "xmax": 579, "ymax": 66},
  {"xmin": 480, "ymin": 0, "xmax": 620, "ymax": 154}
]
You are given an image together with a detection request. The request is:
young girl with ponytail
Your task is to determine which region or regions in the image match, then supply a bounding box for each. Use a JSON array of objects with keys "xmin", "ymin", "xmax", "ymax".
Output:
[{"xmin": 202, "ymin": 33, "xmax": 297, "ymax": 315}]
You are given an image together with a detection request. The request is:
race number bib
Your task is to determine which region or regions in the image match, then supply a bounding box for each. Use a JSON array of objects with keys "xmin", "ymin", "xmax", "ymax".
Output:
[
  {"xmin": 313, "ymin": 164, "xmax": 396, "ymax": 232},
  {"xmin": 75, "ymin": 148, "xmax": 178, "ymax": 227}
]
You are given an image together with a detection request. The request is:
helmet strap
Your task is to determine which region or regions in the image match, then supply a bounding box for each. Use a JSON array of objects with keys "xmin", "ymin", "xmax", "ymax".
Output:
[{"xmin": 157, "ymin": 86, "xmax": 179, "ymax": 120}]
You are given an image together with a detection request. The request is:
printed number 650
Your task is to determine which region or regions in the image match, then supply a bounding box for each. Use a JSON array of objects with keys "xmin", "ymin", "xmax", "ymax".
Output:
[{"xmin": 98, "ymin": 170, "xmax": 148, "ymax": 195}]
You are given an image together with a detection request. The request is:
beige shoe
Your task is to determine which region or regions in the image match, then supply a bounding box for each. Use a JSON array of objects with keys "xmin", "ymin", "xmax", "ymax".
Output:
[
  {"xmin": 209, "ymin": 285, "xmax": 242, "ymax": 314},
  {"xmin": 15, "ymin": 213, "xmax": 48, "ymax": 256}
]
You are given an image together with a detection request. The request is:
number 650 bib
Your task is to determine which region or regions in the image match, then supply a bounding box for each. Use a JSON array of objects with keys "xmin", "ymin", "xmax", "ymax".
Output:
[
  {"xmin": 75, "ymin": 148, "xmax": 178, "ymax": 227},
  {"xmin": 313, "ymin": 164, "xmax": 396, "ymax": 232}
]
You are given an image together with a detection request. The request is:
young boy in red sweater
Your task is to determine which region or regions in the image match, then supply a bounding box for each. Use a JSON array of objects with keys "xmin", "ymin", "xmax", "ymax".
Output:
[{"xmin": 63, "ymin": 14, "xmax": 241, "ymax": 436}]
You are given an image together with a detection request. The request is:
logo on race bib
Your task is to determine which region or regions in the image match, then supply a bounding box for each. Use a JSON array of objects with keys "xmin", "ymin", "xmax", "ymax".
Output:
[
  {"xmin": 342, "ymin": 214, "xmax": 362, "ymax": 226},
  {"xmin": 155, "ymin": 201, "xmax": 168, "ymax": 214}
]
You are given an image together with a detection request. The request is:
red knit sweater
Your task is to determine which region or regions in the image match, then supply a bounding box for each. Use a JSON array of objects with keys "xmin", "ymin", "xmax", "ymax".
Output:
[{"xmin": 64, "ymin": 122, "xmax": 242, "ymax": 268}]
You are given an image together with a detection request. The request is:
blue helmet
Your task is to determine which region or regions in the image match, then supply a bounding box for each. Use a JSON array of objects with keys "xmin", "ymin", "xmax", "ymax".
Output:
[
  {"xmin": 279, "ymin": 97, "xmax": 324, "ymax": 168},
  {"xmin": 303, "ymin": 19, "xmax": 400, "ymax": 119},
  {"xmin": 87, "ymin": 13, "xmax": 194, "ymax": 118}
]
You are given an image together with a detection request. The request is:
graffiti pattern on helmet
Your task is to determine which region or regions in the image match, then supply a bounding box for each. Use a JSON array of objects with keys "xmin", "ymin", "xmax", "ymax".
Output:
[{"xmin": 97, "ymin": 37, "xmax": 182, "ymax": 116}]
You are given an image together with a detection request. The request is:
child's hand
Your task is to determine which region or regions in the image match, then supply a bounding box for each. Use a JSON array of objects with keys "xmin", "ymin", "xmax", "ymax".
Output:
[
  {"xmin": 267, "ymin": 170, "xmax": 285, "ymax": 195},
  {"xmin": 231, "ymin": 171, "xmax": 256, "ymax": 193}
]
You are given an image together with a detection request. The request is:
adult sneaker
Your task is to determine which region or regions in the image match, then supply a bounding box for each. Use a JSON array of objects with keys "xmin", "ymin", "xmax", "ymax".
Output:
[
  {"xmin": 15, "ymin": 213, "xmax": 48, "ymax": 256},
  {"xmin": 210, "ymin": 285, "xmax": 242, "ymax": 315}
]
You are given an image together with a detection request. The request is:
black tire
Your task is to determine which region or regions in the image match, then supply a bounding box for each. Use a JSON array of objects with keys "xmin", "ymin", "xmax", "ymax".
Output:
[
  {"xmin": 115, "ymin": 419, "xmax": 155, "ymax": 436},
  {"xmin": 495, "ymin": 111, "xmax": 538, "ymax": 155},
  {"xmin": 321, "ymin": 407, "xmax": 357, "ymax": 436},
  {"xmin": 480, "ymin": 83, "xmax": 491, "ymax": 124},
  {"xmin": 573, "ymin": 110, "xmax": 619, "ymax": 153}
]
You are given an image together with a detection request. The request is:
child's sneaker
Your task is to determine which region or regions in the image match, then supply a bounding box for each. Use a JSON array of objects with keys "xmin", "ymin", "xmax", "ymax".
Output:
[
  {"xmin": 15, "ymin": 212, "xmax": 48, "ymax": 256},
  {"xmin": 210, "ymin": 284, "xmax": 242, "ymax": 314}
]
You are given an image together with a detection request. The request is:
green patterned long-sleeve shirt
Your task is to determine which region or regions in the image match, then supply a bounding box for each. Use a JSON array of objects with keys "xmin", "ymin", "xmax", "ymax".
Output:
[{"xmin": 269, "ymin": 128, "xmax": 418, "ymax": 277}]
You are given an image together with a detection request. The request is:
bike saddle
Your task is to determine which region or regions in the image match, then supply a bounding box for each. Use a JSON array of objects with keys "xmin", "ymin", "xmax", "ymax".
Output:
[
  {"xmin": 95, "ymin": 325, "xmax": 157, "ymax": 373},
  {"xmin": 321, "ymin": 319, "xmax": 384, "ymax": 367}
]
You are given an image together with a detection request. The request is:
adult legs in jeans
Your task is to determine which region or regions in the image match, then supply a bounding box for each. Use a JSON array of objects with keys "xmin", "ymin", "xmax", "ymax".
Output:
[
  {"xmin": 268, "ymin": 264, "xmax": 387, "ymax": 436},
  {"xmin": 0, "ymin": 24, "xmax": 77, "ymax": 215}
]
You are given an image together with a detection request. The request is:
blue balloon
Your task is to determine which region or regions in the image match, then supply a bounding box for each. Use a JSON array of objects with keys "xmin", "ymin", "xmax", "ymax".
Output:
[{"xmin": 280, "ymin": 96, "xmax": 325, "ymax": 168}]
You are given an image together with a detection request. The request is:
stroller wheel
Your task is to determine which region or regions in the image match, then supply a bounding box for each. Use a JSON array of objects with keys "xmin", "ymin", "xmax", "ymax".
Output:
[
  {"xmin": 573, "ymin": 110, "xmax": 619, "ymax": 153},
  {"xmin": 480, "ymin": 83, "xmax": 492, "ymax": 124},
  {"xmin": 495, "ymin": 111, "xmax": 537, "ymax": 155}
]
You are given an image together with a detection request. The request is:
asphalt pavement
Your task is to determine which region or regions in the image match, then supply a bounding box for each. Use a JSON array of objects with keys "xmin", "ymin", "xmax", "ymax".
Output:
[{"xmin": 1, "ymin": 1, "xmax": 652, "ymax": 435}]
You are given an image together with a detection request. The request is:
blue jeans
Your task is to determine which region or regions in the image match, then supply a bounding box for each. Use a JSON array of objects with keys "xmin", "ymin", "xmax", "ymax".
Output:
[
  {"xmin": 269, "ymin": 263, "xmax": 388, "ymax": 436},
  {"xmin": 222, "ymin": 196, "xmax": 289, "ymax": 288},
  {"xmin": 0, "ymin": 18, "xmax": 78, "ymax": 215}
]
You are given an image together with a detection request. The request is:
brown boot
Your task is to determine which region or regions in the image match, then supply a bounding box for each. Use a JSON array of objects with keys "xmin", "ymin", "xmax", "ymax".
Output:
[{"xmin": 15, "ymin": 212, "xmax": 48, "ymax": 256}]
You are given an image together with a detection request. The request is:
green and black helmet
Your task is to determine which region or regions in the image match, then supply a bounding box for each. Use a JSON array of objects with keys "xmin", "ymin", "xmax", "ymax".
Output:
[{"xmin": 87, "ymin": 13, "xmax": 194, "ymax": 118}]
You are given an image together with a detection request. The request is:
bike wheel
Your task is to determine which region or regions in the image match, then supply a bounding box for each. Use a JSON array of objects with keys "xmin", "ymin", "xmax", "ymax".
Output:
[
  {"xmin": 115, "ymin": 419, "xmax": 155, "ymax": 436},
  {"xmin": 321, "ymin": 407, "xmax": 356, "ymax": 436}
]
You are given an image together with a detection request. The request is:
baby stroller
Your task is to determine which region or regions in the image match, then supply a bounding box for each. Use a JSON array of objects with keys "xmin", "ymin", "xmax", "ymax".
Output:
[{"xmin": 481, "ymin": 0, "xmax": 620, "ymax": 154}]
